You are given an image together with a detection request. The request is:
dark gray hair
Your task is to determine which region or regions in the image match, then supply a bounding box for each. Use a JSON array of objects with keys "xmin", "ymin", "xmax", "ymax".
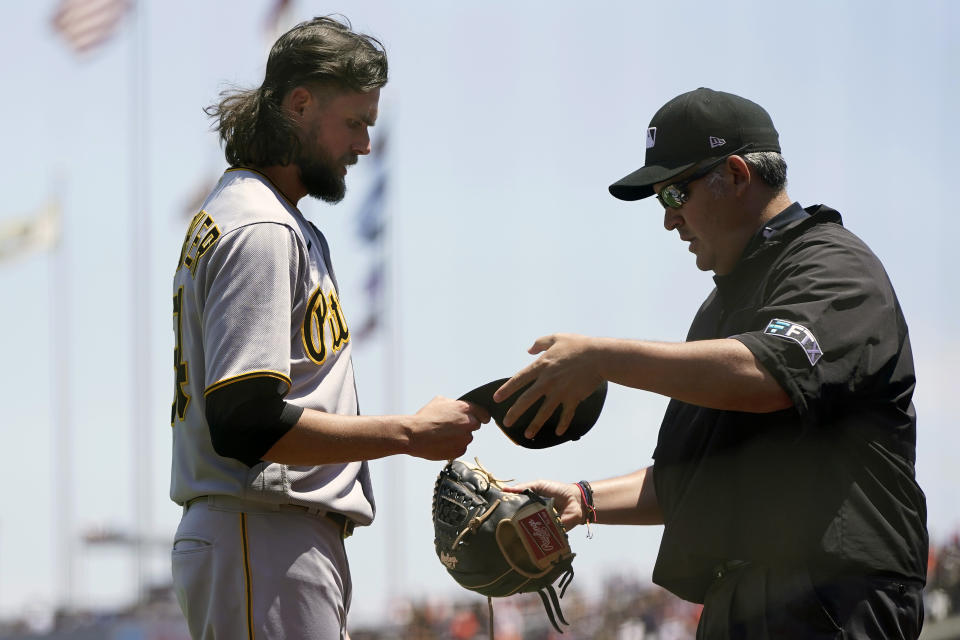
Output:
[
  {"xmin": 704, "ymin": 151, "xmax": 788, "ymax": 196},
  {"xmin": 205, "ymin": 16, "xmax": 388, "ymax": 168},
  {"xmin": 743, "ymin": 151, "xmax": 787, "ymax": 190}
]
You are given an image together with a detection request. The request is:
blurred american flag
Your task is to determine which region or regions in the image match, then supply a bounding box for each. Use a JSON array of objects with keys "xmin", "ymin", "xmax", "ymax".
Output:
[{"xmin": 51, "ymin": 0, "xmax": 131, "ymax": 55}]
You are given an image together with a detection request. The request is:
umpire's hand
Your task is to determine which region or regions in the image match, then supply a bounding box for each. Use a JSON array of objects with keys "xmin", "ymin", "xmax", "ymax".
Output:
[
  {"xmin": 494, "ymin": 333, "xmax": 604, "ymax": 439},
  {"xmin": 503, "ymin": 480, "xmax": 586, "ymax": 530}
]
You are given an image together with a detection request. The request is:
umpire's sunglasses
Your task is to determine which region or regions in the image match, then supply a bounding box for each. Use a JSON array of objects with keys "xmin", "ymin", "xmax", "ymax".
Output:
[{"xmin": 655, "ymin": 145, "xmax": 753, "ymax": 209}]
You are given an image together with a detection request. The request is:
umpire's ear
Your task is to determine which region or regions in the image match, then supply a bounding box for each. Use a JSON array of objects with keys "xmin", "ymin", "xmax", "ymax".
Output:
[{"xmin": 459, "ymin": 378, "xmax": 607, "ymax": 449}]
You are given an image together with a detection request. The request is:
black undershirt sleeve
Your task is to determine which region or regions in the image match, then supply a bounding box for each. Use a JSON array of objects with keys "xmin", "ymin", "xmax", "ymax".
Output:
[{"xmin": 205, "ymin": 376, "xmax": 305, "ymax": 467}]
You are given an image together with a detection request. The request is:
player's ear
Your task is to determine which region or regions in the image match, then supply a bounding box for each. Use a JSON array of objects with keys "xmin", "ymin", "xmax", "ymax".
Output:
[{"xmin": 283, "ymin": 86, "xmax": 313, "ymax": 119}]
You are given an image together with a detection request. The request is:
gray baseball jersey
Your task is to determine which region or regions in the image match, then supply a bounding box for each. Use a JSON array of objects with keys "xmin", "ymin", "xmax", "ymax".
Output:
[{"xmin": 170, "ymin": 168, "xmax": 375, "ymax": 526}]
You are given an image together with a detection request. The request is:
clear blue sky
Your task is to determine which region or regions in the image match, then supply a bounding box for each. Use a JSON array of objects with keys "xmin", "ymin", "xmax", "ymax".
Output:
[{"xmin": 1, "ymin": 0, "xmax": 957, "ymax": 627}]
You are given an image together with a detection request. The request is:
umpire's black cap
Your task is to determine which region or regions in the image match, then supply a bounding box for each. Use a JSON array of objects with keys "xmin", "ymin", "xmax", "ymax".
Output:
[
  {"xmin": 460, "ymin": 378, "xmax": 607, "ymax": 449},
  {"xmin": 608, "ymin": 87, "xmax": 781, "ymax": 201}
]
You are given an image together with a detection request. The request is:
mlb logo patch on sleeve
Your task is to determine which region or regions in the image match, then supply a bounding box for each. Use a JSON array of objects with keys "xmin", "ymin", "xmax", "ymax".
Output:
[{"xmin": 763, "ymin": 319, "xmax": 823, "ymax": 366}]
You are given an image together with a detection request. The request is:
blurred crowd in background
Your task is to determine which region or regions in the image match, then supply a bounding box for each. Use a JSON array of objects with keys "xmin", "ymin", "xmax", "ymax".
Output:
[
  {"xmin": 1, "ymin": 530, "xmax": 959, "ymax": 640},
  {"xmin": 353, "ymin": 574, "xmax": 701, "ymax": 640},
  {"xmin": 356, "ymin": 529, "xmax": 960, "ymax": 639},
  {"xmin": 927, "ymin": 531, "xmax": 960, "ymax": 625}
]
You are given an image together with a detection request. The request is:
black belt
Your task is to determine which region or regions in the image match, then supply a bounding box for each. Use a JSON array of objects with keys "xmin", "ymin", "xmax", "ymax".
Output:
[
  {"xmin": 183, "ymin": 496, "xmax": 355, "ymax": 539},
  {"xmin": 323, "ymin": 510, "xmax": 355, "ymax": 539}
]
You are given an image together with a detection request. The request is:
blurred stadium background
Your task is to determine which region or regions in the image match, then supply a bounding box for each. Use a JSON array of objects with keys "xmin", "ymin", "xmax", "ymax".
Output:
[{"xmin": 2, "ymin": 0, "xmax": 958, "ymax": 638}]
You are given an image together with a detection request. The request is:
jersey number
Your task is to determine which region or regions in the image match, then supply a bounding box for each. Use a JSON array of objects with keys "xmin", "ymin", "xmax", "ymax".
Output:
[
  {"xmin": 302, "ymin": 286, "xmax": 350, "ymax": 365},
  {"xmin": 171, "ymin": 287, "xmax": 190, "ymax": 424}
]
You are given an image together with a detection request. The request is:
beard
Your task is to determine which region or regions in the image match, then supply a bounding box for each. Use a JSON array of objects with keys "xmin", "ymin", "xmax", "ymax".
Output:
[{"xmin": 296, "ymin": 138, "xmax": 357, "ymax": 204}]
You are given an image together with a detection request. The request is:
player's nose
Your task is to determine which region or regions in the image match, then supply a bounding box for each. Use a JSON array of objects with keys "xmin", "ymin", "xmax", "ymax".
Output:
[{"xmin": 353, "ymin": 129, "xmax": 372, "ymax": 155}]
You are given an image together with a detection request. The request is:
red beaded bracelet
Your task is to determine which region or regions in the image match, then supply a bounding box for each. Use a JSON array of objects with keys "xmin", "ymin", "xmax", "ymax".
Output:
[{"xmin": 575, "ymin": 480, "xmax": 598, "ymax": 524}]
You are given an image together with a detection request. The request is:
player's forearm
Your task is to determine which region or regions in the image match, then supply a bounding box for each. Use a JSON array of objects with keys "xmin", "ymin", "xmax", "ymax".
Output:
[
  {"xmin": 591, "ymin": 465, "xmax": 663, "ymax": 525},
  {"xmin": 262, "ymin": 409, "xmax": 414, "ymax": 465},
  {"xmin": 591, "ymin": 337, "xmax": 791, "ymax": 413}
]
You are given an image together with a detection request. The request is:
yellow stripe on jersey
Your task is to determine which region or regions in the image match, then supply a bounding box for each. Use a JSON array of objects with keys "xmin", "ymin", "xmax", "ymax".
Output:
[
  {"xmin": 204, "ymin": 371, "xmax": 292, "ymax": 396},
  {"xmin": 240, "ymin": 513, "xmax": 256, "ymax": 640}
]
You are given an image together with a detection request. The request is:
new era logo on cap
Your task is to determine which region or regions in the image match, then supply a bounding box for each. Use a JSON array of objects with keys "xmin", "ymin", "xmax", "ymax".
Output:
[
  {"xmin": 646, "ymin": 127, "xmax": 657, "ymax": 149},
  {"xmin": 709, "ymin": 136, "xmax": 726, "ymax": 148}
]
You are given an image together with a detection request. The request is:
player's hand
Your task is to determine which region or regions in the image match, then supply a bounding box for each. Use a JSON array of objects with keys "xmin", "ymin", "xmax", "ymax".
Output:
[
  {"xmin": 503, "ymin": 480, "xmax": 585, "ymax": 530},
  {"xmin": 408, "ymin": 396, "xmax": 489, "ymax": 461},
  {"xmin": 493, "ymin": 333, "xmax": 604, "ymax": 439}
]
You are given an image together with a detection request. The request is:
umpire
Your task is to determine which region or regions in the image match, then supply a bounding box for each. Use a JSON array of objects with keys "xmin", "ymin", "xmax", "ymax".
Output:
[{"xmin": 496, "ymin": 88, "xmax": 928, "ymax": 639}]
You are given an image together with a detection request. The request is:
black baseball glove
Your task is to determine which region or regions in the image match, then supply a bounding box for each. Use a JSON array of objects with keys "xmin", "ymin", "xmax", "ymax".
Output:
[{"xmin": 432, "ymin": 459, "xmax": 576, "ymax": 633}]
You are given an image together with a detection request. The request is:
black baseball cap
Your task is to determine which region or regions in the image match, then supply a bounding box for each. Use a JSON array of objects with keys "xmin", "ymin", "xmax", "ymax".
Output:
[
  {"xmin": 459, "ymin": 378, "xmax": 607, "ymax": 449},
  {"xmin": 608, "ymin": 88, "xmax": 781, "ymax": 201}
]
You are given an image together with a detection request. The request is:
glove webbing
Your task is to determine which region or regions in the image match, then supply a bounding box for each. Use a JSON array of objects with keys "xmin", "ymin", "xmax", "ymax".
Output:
[{"xmin": 449, "ymin": 497, "xmax": 502, "ymax": 549}]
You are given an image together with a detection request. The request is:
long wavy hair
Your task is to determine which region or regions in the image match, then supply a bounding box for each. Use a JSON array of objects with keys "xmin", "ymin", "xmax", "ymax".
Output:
[{"xmin": 205, "ymin": 16, "xmax": 388, "ymax": 168}]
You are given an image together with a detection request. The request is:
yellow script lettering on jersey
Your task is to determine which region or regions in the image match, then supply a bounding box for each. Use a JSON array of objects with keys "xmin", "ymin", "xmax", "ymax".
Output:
[{"xmin": 302, "ymin": 285, "xmax": 351, "ymax": 366}]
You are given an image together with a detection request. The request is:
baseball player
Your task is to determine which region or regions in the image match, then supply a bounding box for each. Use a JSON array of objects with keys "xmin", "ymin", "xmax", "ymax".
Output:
[
  {"xmin": 495, "ymin": 88, "xmax": 928, "ymax": 639},
  {"xmin": 169, "ymin": 17, "xmax": 487, "ymax": 640}
]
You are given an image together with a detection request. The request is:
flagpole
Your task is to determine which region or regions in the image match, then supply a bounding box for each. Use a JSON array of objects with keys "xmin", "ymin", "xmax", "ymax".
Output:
[
  {"xmin": 128, "ymin": 0, "xmax": 151, "ymax": 605},
  {"xmin": 383, "ymin": 132, "xmax": 406, "ymax": 607},
  {"xmin": 358, "ymin": 127, "xmax": 405, "ymax": 609},
  {"xmin": 50, "ymin": 191, "xmax": 74, "ymax": 613}
]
